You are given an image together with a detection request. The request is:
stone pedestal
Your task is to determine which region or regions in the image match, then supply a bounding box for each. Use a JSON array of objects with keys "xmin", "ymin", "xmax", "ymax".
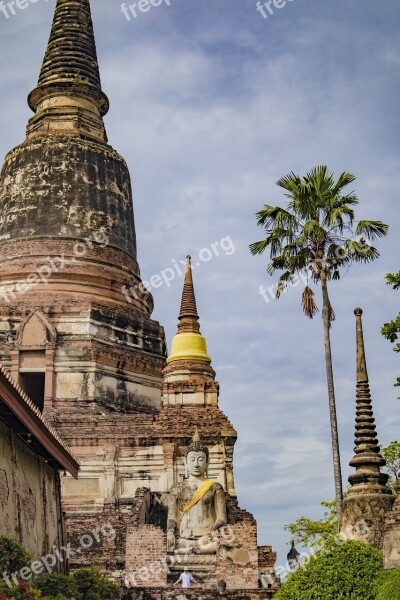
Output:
[{"xmin": 340, "ymin": 488, "xmax": 394, "ymax": 548}]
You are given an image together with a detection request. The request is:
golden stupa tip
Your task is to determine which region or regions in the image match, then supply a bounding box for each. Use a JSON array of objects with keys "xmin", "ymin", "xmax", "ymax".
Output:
[{"xmin": 166, "ymin": 252, "xmax": 211, "ymax": 365}]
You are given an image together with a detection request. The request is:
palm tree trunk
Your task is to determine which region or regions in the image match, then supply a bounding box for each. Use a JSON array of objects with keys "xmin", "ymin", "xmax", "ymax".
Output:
[{"xmin": 320, "ymin": 271, "xmax": 343, "ymax": 523}]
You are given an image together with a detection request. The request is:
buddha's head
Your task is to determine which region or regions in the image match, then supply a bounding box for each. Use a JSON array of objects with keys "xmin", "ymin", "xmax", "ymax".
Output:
[
  {"xmin": 185, "ymin": 428, "xmax": 209, "ymax": 477},
  {"xmin": 186, "ymin": 450, "xmax": 208, "ymax": 477}
]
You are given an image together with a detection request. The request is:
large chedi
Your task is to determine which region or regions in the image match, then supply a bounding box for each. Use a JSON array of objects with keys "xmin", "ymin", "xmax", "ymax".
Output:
[
  {"xmin": 0, "ymin": 0, "xmax": 166, "ymax": 566},
  {"xmin": 0, "ymin": 1, "xmax": 278, "ymax": 597},
  {"xmin": 0, "ymin": 0, "xmax": 165, "ymax": 413}
]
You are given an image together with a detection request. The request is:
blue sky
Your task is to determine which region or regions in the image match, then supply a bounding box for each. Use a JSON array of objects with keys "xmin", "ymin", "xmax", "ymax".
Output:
[{"xmin": 1, "ymin": 0, "xmax": 399, "ymax": 567}]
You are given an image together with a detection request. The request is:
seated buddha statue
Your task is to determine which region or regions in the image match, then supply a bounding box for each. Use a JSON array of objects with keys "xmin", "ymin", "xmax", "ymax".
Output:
[{"xmin": 167, "ymin": 430, "xmax": 227, "ymax": 555}]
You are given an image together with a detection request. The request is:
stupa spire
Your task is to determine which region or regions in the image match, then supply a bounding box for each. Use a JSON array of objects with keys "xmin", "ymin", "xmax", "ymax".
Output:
[
  {"xmin": 356, "ymin": 307, "xmax": 369, "ymax": 384},
  {"xmin": 348, "ymin": 308, "xmax": 387, "ymax": 484},
  {"xmin": 339, "ymin": 308, "xmax": 393, "ymax": 548},
  {"xmin": 27, "ymin": 0, "xmax": 109, "ymax": 141},
  {"xmin": 178, "ymin": 256, "xmax": 200, "ymax": 333},
  {"xmin": 166, "ymin": 256, "xmax": 211, "ymax": 364}
]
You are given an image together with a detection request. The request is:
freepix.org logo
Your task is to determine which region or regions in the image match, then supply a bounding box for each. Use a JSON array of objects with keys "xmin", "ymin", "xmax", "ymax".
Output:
[
  {"xmin": 0, "ymin": 0, "xmax": 50, "ymax": 21},
  {"xmin": 2, "ymin": 523, "xmax": 116, "ymax": 588},
  {"xmin": 121, "ymin": 0, "xmax": 171, "ymax": 21},
  {"xmin": 256, "ymin": 0, "xmax": 295, "ymax": 20}
]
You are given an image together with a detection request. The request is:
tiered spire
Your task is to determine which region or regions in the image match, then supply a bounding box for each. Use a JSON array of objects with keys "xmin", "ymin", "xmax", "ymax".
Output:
[
  {"xmin": 178, "ymin": 256, "xmax": 200, "ymax": 333},
  {"xmin": 37, "ymin": 0, "xmax": 102, "ymax": 90},
  {"xmin": 27, "ymin": 0, "xmax": 109, "ymax": 141},
  {"xmin": 348, "ymin": 308, "xmax": 388, "ymax": 486},
  {"xmin": 166, "ymin": 257, "xmax": 211, "ymax": 364},
  {"xmin": 339, "ymin": 308, "xmax": 393, "ymax": 548}
]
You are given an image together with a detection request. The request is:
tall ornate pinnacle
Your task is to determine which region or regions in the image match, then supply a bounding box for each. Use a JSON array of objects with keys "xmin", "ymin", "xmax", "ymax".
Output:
[
  {"xmin": 356, "ymin": 307, "xmax": 369, "ymax": 384},
  {"xmin": 339, "ymin": 308, "xmax": 393, "ymax": 549},
  {"xmin": 166, "ymin": 256, "xmax": 211, "ymax": 364},
  {"xmin": 27, "ymin": 0, "xmax": 109, "ymax": 141},
  {"xmin": 348, "ymin": 308, "xmax": 387, "ymax": 486},
  {"xmin": 162, "ymin": 256, "xmax": 218, "ymax": 408},
  {"xmin": 178, "ymin": 256, "xmax": 200, "ymax": 333}
]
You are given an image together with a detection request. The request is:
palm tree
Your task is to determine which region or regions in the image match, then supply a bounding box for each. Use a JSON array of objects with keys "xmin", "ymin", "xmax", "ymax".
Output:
[{"xmin": 250, "ymin": 165, "xmax": 388, "ymax": 520}]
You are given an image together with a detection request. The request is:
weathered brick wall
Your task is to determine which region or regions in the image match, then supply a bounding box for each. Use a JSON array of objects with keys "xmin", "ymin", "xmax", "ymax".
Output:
[
  {"xmin": 65, "ymin": 510, "xmax": 128, "ymax": 571},
  {"xmin": 126, "ymin": 587, "xmax": 275, "ymax": 599},
  {"xmin": 258, "ymin": 547, "xmax": 276, "ymax": 569},
  {"xmin": 216, "ymin": 521, "xmax": 259, "ymax": 590},
  {"xmin": 257, "ymin": 547, "xmax": 280, "ymax": 593},
  {"xmin": 213, "ymin": 498, "xmax": 277, "ymax": 592},
  {"xmin": 125, "ymin": 525, "xmax": 167, "ymax": 587},
  {"xmin": 124, "ymin": 488, "xmax": 167, "ymax": 587},
  {"xmin": 132, "ymin": 488, "xmax": 152, "ymax": 525}
]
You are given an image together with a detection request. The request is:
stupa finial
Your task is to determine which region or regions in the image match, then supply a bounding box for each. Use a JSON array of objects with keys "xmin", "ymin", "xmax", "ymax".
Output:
[
  {"xmin": 27, "ymin": 0, "xmax": 109, "ymax": 141},
  {"xmin": 355, "ymin": 307, "xmax": 368, "ymax": 383},
  {"xmin": 166, "ymin": 255, "xmax": 211, "ymax": 364},
  {"xmin": 178, "ymin": 256, "xmax": 200, "ymax": 333},
  {"xmin": 348, "ymin": 308, "xmax": 387, "ymax": 485}
]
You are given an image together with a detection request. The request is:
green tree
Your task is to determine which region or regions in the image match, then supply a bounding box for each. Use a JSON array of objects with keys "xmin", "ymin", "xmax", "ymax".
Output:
[
  {"xmin": 284, "ymin": 500, "xmax": 337, "ymax": 550},
  {"xmin": 380, "ymin": 440, "xmax": 400, "ymax": 488},
  {"xmin": 381, "ymin": 271, "xmax": 400, "ymax": 398},
  {"xmin": 376, "ymin": 565, "xmax": 400, "ymax": 600},
  {"xmin": 73, "ymin": 568, "xmax": 122, "ymax": 600},
  {"xmin": 250, "ymin": 165, "xmax": 388, "ymax": 519},
  {"xmin": 0, "ymin": 536, "xmax": 33, "ymax": 575},
  {"xmin": 34, "ymin": 572, "xmax": 77, "ymax": 599},
  {"xmin": 275, "ymin": 541, "xmax": 383, "ymax": 600}
]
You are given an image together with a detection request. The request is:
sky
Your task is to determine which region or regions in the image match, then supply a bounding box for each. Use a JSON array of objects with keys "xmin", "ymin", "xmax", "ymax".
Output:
[{"xmin": 1, "ymin": 0, "xmax": 399, "ymax": 569}]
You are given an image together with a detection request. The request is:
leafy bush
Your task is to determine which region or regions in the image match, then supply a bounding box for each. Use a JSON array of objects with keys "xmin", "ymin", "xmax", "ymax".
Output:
[
  {"xmin": 0, "ymin": 580, "xmax": 42, "ymax": 599},
  {"xmin": 0, "ymin": 538, "xmax": 121, "ymax": 599},
  {"xmin": 35, "ymin": 572, "xmax": 77, "ymax": 598},
  {"xmin": 0, "ymin": 537, "xmax": 33, "ymax": 574},
  {"xmin": 73, "ymin": 568, "xmax": 122, "ymax": 600},
  {"xmin": 275, "ymin": 541, "xmax": 383, "ymax": 600},
  {"xmin": 376, "ymin": 565, "xmax": 400, "ymax": 599}
]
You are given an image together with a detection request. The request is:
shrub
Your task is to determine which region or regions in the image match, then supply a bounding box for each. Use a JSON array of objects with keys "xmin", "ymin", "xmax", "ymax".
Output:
[
  {"xmin": 376, "ymin": 565, "xmax": 400, "ymax": 599},
  {"xmin": 0, "ymin": 537, "xmax": 33, "ymax": 574},
  {"xmin": 275, "ymin": 540, "xmax": 383, "ymax": 600},
  {"xmin": 0, "ymin": 580, "xmax": 42, "ymax": 599},
  {"xmin": 73, "ymin": 568, "xmax": 122, "ymax": 600},
  {"xmin": 35, "ymin": 572, "xmax": 77, "ymax": 599}
]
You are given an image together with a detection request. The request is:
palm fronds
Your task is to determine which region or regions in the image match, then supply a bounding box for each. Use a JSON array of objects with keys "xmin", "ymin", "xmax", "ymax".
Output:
[
  {"xmin": 250, "ymin": 166, "xmax": 389, "ymax": 293},
  {"xmin": 302, "ymin": 286, "xmax": 319, "ymax": 319}
]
